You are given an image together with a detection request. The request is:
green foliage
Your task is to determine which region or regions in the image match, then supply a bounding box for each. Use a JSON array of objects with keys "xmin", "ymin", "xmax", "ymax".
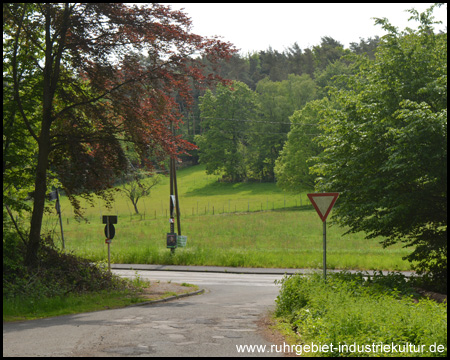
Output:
[
  {"xmin": 3, "ymin": 288, "xmax": 146, "ymax": 322},
  {"xmin": 120, "ymin": 171, "xmax": 162, "ymax": 214},
  {"xmin": 275, "ymin": 99, "xmax": 328, "ymax": 192},
  {"xmin": 250, "ymin": 74, "xmax": 317, "ymax": 181},
  {"xmin": 311, "ymin": 5, "xmax": 447, "ymax": 287},
  {"xmin": 196, "ymin": 81, "xmax": 258, "ymax": 181},
  {"xmin": 275, "ymin": 272, "xmax": 447, "ymax": 357},
  {"xmin": 3, "ymin": 233, "xmax": 128, "ymax": 301},
  {"xmin": 312, "ymin": 36, "xmax": 348, "ymax": 72},
  {"xmin": 3, "ymin": 229, "xmax": 150, "ymax": 322},
  {"xmin": 3, "ymin": 4, "xmax": 43, "ymax": 214},
  {"xmin": 191, "ymin": 35, "xmax": 373, "ymax": 181},
  {"xmin": 197, "ymin": 75, "xmax": 320, "ymax": 182},
  {"xmin": 3, "ymin": 222, "xmax": 28, "ymax": 298}
]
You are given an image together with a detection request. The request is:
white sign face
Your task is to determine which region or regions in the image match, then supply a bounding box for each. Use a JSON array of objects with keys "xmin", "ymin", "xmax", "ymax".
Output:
[{"xmin": 307, "ymin": 193, "xmax": 339, "ymax": 222}]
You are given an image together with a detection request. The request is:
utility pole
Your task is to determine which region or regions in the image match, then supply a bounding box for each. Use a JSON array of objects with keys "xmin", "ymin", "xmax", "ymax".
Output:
[
  {"xmin": 169, "ymin": 157, "xmax": 176, "ymax": 254},
  {"xmin": 168, "ymin": 155, "xmax": 182, "ymax": 253},
  {"xmin": 167, "ymin": 122, "xmax": 182, "ymax": 253},
  {"xmin": 173, "ymin": 158, "xmax": 181, "ymax": 237}
]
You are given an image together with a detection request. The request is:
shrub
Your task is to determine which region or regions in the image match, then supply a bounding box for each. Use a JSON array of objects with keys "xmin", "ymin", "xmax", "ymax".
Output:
[
  {"xmin": 3, "ymin": 233, "xmax": 130, "ymax": 301},
  {"xmin": 275, "ymin": 272, "xmax": 447, "ymax": 357}
]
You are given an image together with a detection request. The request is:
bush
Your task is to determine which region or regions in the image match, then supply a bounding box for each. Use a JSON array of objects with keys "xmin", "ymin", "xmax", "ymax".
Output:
[
  {"xmin": 3, "ymin": 228, "xmax": 28, "ymax": 298},
  {"xmin": 275, "ymin": 272, "xmax": 447, "ymax": 357},
  {"xmin": 3, "ymin": 233, "xmax": 129, "ymax": 301}
]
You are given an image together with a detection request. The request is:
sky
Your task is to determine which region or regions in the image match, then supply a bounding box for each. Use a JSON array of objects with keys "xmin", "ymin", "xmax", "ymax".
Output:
[{"xmin": 161, "ymin": 3, "xmax": 447, "ymax": 55}]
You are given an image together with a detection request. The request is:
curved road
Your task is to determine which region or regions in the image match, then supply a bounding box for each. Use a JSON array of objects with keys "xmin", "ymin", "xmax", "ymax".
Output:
[{"xmin": 3, "ymin": 270, "xmax": 285, "ymax": 357}]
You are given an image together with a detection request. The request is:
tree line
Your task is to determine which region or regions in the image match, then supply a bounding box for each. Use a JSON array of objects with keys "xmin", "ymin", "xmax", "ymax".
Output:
[{"xmin": 178, "ymin": 35, "xmax": 379, "ymax": 139}]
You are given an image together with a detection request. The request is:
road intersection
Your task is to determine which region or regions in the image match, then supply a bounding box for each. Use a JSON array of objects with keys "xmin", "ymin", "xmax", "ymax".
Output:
[{"xmin": 3, "ymin": 265, "xmax": 415, "ymax": 357}]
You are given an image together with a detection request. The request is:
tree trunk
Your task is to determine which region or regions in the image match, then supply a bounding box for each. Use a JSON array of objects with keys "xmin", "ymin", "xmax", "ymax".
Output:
[
  {"xmin": 25, "ymin": 131, "xmax": 51, "ymax": 268},
  {"xmin": 25, "ymin": 6, "xmax": 56, "ymax": 267},
  {"xmin": 133, "ymin": 201, "xmax": 140, "ymax": 215}
]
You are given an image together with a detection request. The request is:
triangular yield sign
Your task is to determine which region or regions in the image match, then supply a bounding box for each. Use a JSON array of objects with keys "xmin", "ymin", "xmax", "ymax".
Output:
[{"xmin": 307, "ymin": 193, "xmax": 339, "ymax": 222}]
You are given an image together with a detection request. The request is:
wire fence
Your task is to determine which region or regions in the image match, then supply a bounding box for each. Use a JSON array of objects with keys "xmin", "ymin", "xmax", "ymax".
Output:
[
  {"xmin": 55, "ymin": 194, "xmax": 313, "ymax": 225},
  {"xmin": 34, "ymin": 193, "xmax": 314, "ymax": 251}
]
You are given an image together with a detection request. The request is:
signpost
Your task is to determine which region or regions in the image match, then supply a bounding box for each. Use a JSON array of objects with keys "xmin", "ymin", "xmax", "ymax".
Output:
[
  {"xmin": 103, "ymin": 215, "xmax": 117, "ymax": 272},
  {"xmin": 49, "ymin": 189, "xmax": 65, "ymax": 250},
  {"xmin": 307, "ymin": 193, "xmax": 339, "ymax": 280}
]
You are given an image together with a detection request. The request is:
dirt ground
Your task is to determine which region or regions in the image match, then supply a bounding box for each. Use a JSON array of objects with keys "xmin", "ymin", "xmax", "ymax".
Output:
[
  {"xmin": 135, "ymin": 281, "xmax": 199, "ymax": 301},
  {"xmin": 414, "ymin": 288, "xmax": 447, "ymax": 303},
  {"xmin": 257, "ymin": 314, "xmax": 299, "ymax": 357}
]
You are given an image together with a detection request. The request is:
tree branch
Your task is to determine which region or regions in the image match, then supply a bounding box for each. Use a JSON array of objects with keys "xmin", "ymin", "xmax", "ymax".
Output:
[
  {"xmin": 5, "ymin": 204, "xmax": 28, "ymax": 247},
  {"xmin": 11, "ymin": 4, "xmax": 39, "ymax": 143}
]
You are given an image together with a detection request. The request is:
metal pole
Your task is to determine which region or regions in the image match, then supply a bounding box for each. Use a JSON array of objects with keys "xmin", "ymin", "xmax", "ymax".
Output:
[
  {"xmin": 108, "ymin": 243, "xmax": 111, "ymax": 272},
  {"xmin": 170, "ymin": 158, "xmax": 174, "ymax": 230},
  {"xmin": 56, "ymin": 189, "xmax": 65, "ymax": 250},
  {"xmin": 173, "ymin": 158, "xmax": 181, "ymax": 236},
  {"xmin": 106, "ymin": 217, "xmax": 111, "ymax": 272},
  {"xmin": 323, "ymin": 220, "xmax": 327, "ymax": 281}
]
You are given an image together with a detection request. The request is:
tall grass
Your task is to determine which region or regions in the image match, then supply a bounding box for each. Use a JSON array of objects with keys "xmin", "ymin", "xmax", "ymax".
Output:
[
  {"xmin": 3, "ymin": 289, "xmax": 143, "ymax": 322},
  {"xmin": 274, "ymin": 272, "xmax": 447, "ymax": 357},
  {"xmin": 38, "ymin": 165, "xmax": 413, "ymax": 270}
]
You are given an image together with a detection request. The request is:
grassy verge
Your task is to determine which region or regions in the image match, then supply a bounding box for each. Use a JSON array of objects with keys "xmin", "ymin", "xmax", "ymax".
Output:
[
  {"xmin": 3, "ymin": 289, "xmax": 145, "ymax": 322},
  {"xmin": 3, "ymin": 279, "xmax": 199, "ymax": 322},
  {"xmin": 274, "ymin": 272, "xmax": 447, "ymax": 357},
  {"xmin": 3, "ymin": 232, "xmax": 170, "ymax": 322}
]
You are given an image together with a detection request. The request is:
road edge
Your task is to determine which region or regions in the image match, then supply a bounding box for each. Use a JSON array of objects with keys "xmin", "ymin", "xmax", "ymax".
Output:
[{"xmin": 126, "ymin": 288, "xmax": 205, "ymax": 307}]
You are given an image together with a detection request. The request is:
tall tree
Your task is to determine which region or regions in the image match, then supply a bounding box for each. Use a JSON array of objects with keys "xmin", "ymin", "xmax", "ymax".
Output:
[
  {"xmin": 251, "ymin": 74, "xmax": 317, "ymax": 181},
  {"xmin": 312, "ymin": 36, "xmax": 347, "ymax": 72},
  {"xmin": 275, "ymin": 99, "xmax": 328, "ymax": 192},
  {"xmin": 349, "ymin": 36, "xmax": 380, "ymax": 59},
  {"xmin": 311, "ymin": 5, "xmax": 447, "ymax": 287},
  {"xmin": 4, "ymin": 3, "xmax": 235, "ymax": 267},
  {"xmin": 196, "ymin": 81, "xmax": 258, "ymax": 181}
]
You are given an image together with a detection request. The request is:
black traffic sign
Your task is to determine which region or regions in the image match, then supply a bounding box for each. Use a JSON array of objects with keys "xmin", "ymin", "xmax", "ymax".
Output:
[
  {"xmin": 102, "ymin": 215, "xmax": 117, "ymax": 224},
  {"xmin": 105, "ymin": 224, "xmax": 115, "ymax": 239}
]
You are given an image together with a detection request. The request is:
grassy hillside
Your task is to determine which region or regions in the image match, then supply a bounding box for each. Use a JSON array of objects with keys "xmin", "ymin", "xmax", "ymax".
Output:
[{"xmin": 41, "ymin": 165, "xmax": 413, "ymax": 270}]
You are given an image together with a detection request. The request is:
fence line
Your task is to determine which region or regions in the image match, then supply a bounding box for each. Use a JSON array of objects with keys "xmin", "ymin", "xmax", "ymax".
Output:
[{"xmin": 58, "ymin": 195, "xmax": 313, "ymax": 226}]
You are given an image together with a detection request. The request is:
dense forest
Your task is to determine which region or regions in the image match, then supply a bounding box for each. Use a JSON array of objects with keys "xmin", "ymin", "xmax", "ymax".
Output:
[{"xmin": 174, "ymin": 36, "xmax": 380, "ymax": 181}]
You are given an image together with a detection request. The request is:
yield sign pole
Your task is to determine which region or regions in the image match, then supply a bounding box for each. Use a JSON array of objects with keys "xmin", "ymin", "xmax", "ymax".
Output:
[
  {"xmin": 307, "ymin": 193, "xmax": 339, "ymax": 280},
  {"xmin": 323, "ymin": 220, "xmax": 326, "ymax": 281}
]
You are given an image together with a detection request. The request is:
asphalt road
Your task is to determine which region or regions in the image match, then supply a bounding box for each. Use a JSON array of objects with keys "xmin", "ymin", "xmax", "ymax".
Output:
[{"xmin": 3, "ymin": 270, "xmax": 286, "ymax": 357}]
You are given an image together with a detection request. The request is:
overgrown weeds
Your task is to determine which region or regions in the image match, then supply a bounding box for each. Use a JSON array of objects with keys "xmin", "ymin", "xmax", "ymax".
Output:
[
  {"xmin": 3, "ymin": 230, "xmax": 143, "ymax": 321},
  {"xmin": 4, "ymin": 234, "xmax": 130, "ymax": 301},
  {"xmin": 274, "ymin": 271, "xmax": 447, "ymax": 357}
]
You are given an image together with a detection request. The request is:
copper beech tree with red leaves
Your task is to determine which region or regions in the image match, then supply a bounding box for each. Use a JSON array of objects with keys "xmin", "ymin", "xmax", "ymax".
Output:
[{"xmin": 4, "ymin": 3, "xmax": 236, "ymax": 267}]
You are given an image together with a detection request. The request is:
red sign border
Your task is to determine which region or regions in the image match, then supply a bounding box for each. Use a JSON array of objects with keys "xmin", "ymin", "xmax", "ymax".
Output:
[{"xmin": 307, "ymin": 193, "xmax": 339, "ymax": 222}]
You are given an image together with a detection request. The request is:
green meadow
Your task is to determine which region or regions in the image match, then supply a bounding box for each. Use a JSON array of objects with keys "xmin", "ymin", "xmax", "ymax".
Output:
[{"xmin": 41, "ymin": 165, "xmax": 413, "ymax": 270}]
